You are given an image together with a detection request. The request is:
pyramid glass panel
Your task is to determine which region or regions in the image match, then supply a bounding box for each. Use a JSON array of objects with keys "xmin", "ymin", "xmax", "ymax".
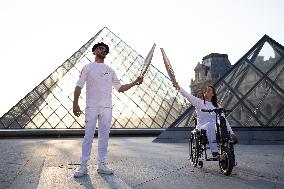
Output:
[
  {"xmin": 216, "ymin": 83, "xmax": 239, "ymax": 110},
  {"xmin": 247, "ymin": 46, "xmax": 261, "ymax": 62},
  {"xmin": 271, "ymin": 106, "xmax": 284, "ymax": 126},
  {"xmin": 268, "ymin": 58, "xmax": 284, "ymax": 91},
  {"xmin": 251, "ymin": 42, "xmax": 281, "ymax": 74},
  {"xmin": 175, "ymin": 107, "xmax": 196, "ymax": 128},
  {"xmin": 245, "ymin": 78, "xmax": 284, "ymax": 124},
  {"xmin": 235, "ymin": 65, "xmax": 262, "ymax": 96},
  {"xmin": 0, "ymin": 27, "xmax": 191, "ymax": 129}
]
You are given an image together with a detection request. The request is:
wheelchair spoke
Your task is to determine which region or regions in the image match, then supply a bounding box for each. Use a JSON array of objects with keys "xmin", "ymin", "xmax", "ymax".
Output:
[{"xmin": 189, "ymin": 131, "xmax": 203, "ymax": 167}]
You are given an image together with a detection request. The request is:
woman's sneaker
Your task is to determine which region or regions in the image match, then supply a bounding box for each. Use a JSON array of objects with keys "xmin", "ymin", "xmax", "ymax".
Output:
[
  {"xmin": 74, "ymin": 164, "xmax": 88, "ymax": 178},
  {"xmin": 97, "ymin": 163, "xmax": 113, "ymax": 175}
]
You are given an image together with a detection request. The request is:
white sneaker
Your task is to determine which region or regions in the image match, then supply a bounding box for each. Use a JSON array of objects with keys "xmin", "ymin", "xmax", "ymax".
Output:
[
  {"xmin": 97, "ymin": 163, "xmax": 113, "ymax": 175},
  {"xmin": 74, "ymin": 164, "xmax": 88, "ymax": 178}
]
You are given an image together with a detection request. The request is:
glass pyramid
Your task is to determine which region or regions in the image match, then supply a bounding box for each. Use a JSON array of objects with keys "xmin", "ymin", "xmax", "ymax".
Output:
[
  {"xmin": 0, "ymin": 27, "xmax": 190, "ymax": 129},
  {"xmin": 172, "ymin": 35, "xmax": 284, "ymax": 128}
]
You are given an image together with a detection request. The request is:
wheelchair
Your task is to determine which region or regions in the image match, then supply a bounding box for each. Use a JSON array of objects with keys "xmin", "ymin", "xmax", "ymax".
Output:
[{"xmin": 189, "ymin": 108, "xmax": 237, "ymax": 176}]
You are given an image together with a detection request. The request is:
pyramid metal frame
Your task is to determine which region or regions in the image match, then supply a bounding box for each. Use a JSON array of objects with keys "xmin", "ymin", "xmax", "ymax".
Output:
[
  {"xmin": 170, "ymin": 35, "xmax": 284, "ymax": 128},
  {"xmin": 0, "ymin": 27, "xmax": 191, "ymax": 129}
]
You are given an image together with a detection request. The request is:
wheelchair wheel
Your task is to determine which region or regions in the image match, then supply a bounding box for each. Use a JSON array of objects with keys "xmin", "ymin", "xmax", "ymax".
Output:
[
  {"xmin": 219, "ymin": 147, "xmax": 234, "ymax": 176},
  {"xmin": 229, "ymin": 142, "xmax": 236, "ymax": 166},
  {"xmin": 189, "ymin": 133, "xmax": 199, "ymax": 167}
]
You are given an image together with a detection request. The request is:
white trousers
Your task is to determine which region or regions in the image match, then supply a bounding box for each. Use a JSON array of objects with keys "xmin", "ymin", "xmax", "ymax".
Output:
[
  {"xmin": 197, "ymin": 123, "xmax": 218, "ymax": 153},
  {"xmin": 80, "ymin": 107, "xmax": 112, "ymax": 164}
]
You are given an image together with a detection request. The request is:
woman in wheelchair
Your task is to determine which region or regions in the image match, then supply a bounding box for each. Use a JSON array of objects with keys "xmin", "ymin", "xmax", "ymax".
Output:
[{"xmin": 173, "ymin": 83, "xmax": 237, "ymax": 159}]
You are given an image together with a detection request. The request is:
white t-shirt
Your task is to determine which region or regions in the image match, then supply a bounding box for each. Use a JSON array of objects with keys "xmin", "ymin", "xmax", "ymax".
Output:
[
  {"xmin": 180, "ymin": 87, "xmax": 233, "ymax": 134},
  {"xmin": 76, "ymin": 62, "xmax": 122, "ymax": 108}
]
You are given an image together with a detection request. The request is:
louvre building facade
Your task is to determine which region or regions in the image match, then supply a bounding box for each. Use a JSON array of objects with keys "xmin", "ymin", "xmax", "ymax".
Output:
[
  {"xmin": 0, "ymin": 27, "xmax": 190, "ymax": 129},
  {"xmin": 172, "ymin": 35, "xmax": 284, "ymax": 128}
]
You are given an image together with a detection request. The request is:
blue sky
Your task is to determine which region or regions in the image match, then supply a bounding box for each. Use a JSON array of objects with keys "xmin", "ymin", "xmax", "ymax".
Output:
[{"xmin": 0, "ymin": 0, "xmax": 283, "ymax": 116}]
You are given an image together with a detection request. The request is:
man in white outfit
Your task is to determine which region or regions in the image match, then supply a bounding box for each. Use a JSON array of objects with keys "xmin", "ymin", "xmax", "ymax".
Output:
[
  {"xmin": 73, "ymin": 42, "xmax": 143, "ymax": 177},
  {"xmin": 173, "ymin": 83, "xmax": 237, "ymax": 159}
]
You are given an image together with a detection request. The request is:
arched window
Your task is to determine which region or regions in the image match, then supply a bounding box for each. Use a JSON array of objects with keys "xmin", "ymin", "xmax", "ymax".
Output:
[{"xmin": 198, "ymin": 71, "xmax": 201, "ymax": 80}]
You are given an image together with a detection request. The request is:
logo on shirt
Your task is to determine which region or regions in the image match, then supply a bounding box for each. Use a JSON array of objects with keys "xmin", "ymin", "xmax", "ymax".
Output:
[{"xmin": 103, "ymin": 71, "xmax": 109, "ymax": 75}]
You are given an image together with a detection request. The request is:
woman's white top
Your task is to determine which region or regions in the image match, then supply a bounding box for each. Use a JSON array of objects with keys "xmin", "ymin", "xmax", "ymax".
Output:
[
  {"xmin": 76, "ymin": 62, "xmax": 122, "ymax": 108},
  {"xmin": 180, "ymin": 87, "xmax": 233, "ymax": 134}
]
